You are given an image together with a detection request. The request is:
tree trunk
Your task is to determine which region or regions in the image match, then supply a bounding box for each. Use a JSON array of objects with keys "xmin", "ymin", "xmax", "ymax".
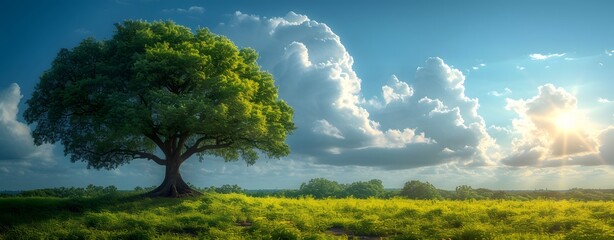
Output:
[{"xmin": 146, "ymin": 158, "xmax": 202, "ymax": 198}]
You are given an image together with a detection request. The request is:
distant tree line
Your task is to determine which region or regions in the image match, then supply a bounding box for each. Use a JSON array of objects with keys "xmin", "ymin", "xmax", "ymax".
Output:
[
  {"xmin": 247, "ymin": 179, "xmax": 614, "ymax": 201},
  {"xmin": 14, "ymin": 185, "xmax": 118, "ymax": 198},
  {"xmin": 202, "ymin": 184, "xmax": 245, "ymax": 194},
  {"xmin": 3, "ymin": 179, "xmax": 614, "ymax": 201},
  {"xmin": 297, "ymin": 178, "xmax": 388, "ymax": 199}
]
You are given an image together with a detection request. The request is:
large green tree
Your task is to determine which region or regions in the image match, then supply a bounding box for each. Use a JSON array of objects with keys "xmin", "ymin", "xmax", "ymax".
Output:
[{"xmin": 24, "ymin": 20, "xmax": 295, "ymax": 197}]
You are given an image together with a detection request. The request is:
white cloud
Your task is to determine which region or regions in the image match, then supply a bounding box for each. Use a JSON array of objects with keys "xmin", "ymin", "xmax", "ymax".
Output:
[
  {"xmin": 188, "ymin": 6, "xmax": 205, "ymax": 13},
  {"xmin": 162, "ymin": 6, "xmax": 204, "ymax": 14},
  {"xmin": 216, "ymin": 11, "xmax": 496, "ymax": 169},
  {"xmin": 382, "ymin": 75, "xmax": 413, "ymax": 104},
  {"xmin": 501, "ymin": 84, "xmax": 612, "ymax": 167},
  {"xmin": 312, "ymin": 119, "xmax": 344, "ymax": 139},
  {"xmin": 509, "ymin": 127, "xmax": 614, "ymax": 167},
  {"xmin": 0, "ymin": 83, "xmax": 54, "ymax": 163},
  {"xmin": 606, "ymin": 50, "xmax": 613, "ymax": 57},
  {"xmin": 529, "ymin": 53, "xmax": 566, "ymax": 60},
  {"xmin": 471, "ymin": 63, "xmax": 486, "ymax": 70},
  {"xmin": 516, "ymin": 65, "xmax": 525, "ymax": 70},
  {"xmin": 489, "ymin": 88, "xmax": 512, "ymax": 97},
  {"xmin": 597, "ymin": 97, "xmax": 611, "ymax": 103},
  {"xmin": 489, "ymin": 125, "xmax": 512, "ymax": 134}
]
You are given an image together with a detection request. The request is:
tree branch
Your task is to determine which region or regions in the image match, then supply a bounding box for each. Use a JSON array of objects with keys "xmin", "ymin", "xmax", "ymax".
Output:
[
  {"xmin": 145, "ymin": 132, "xmax": 170, "ymax": 158},
  {"xmin": 180, "ymin": 137, "xmax": 233, "ymax": 163},
  {"xmin": 131, "ymin": 151, "xmax": 166, "ymax": 165},
  {"xmin": 173, "ymin": 131, "xmax": 190, "ymax": 160},
  {"xmin": 84, "ymin": 149, "xmax": 166, "ymax": 166}
]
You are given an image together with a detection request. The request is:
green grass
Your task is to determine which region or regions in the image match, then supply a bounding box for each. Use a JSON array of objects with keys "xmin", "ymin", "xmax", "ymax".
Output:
[{"xmin": 1, "ymin": 193, "xmax": 613, "ymax": 239}]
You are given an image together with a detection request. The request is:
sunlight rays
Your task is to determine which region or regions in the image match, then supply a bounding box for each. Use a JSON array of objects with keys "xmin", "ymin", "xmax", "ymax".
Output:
[
  {"xmin": 507, "ymin": 93, "xmax": 603, "ymax": 169},
  {"xmin": 554, "ymin": 111, "xmax": 578, "ymax": 132},
  {"xmin": 548, "ymin": 108, "xmax": 600, "ymax": 169}
]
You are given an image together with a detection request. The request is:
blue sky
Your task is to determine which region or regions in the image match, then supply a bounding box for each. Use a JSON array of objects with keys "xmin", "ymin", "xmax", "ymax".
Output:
[{"xmin": 1, "ymin": 0, "xmax": 613, "ymax": 190}]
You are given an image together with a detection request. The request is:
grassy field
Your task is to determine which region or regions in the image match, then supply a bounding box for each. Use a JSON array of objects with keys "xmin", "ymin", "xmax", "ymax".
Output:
[{"xmin": 1, "ymin": 193, "xmax": 613, "ymax": 239}]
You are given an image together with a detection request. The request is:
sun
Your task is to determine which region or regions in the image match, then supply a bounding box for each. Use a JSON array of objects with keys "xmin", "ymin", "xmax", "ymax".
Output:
[{"xmin": 554, "ymin": 111, "xmax": 578, "ymax": 132}]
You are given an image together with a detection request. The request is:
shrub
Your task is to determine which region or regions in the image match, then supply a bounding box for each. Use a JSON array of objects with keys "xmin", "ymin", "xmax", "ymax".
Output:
[{"xmin": 565, "ymin": 221, "xmax": 614, "ymax": 240}]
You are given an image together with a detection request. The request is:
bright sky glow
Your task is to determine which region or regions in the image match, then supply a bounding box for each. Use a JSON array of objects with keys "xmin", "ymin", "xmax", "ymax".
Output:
[{"xmin": 554, "ymin": 111, "xmax": 578, "ymax": 132}]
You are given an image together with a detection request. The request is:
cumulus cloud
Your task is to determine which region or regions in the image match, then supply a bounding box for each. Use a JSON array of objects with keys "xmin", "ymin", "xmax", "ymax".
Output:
[
  {"xmin": 217, "ymin": 12, "xmax": 379, "ymax": 152},
  {"xmin": 162, "ymin": 6, "xmax": 204, "ymax": 14},
  {"xmin": 312, "ymin": 119, "xmax": 344, "ymax": 139},
  {"xmin": 489, "ymin": 88, "xmax": 512, "ymax": 97},
  {"xmin": 516, "ymin": 65, "xmax": 525, "ymax": 70},
  {"xmin": 0, "ymin": 83, "xmax": 53, "ymax": 164},
  {"xmin": 595, "ymin": 128, "xmax": 614, "ymax": 163},
  {"xmin": 489, "ymin": 125, "xmax": 512, "ymax": 134},
  {"xmin": 369, "ymin": 58, "xmax": 497, "ymax": 167},
  {"xmin": 597, "ymin": 97, "xmax": 611, "ymax": 103},
  {"xmin": 501, "ymin": 84, "xmax": 613, "ymax": 167},
  {"xmin": 529, "ymin": 53, "xmax": 566, "ymax": 60},
  {"xmin": 508, "ymin": 127, "xmax": 614, "ymax": 167},
  {"xmin": 217, "ymin": 12, "xmax": 496, "ymax": 169},
  {"xmin": 382, "ymin": 75, "xmax": 413, "ymax": 104}
]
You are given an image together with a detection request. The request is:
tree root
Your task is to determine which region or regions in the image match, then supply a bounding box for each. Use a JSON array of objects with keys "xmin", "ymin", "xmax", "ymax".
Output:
[{"xmin": 145, "ymin": 183, "xmax": 202, "ymax": 198}]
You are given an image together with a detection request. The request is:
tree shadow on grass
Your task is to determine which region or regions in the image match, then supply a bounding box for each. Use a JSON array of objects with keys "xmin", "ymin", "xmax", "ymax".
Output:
[{"xmin": 0, "ymin": 193, "xmax": 201, "ymax": 233}]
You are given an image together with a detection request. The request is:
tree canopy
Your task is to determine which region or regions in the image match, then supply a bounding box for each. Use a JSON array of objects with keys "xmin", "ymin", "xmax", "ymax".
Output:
[
  {"xmin": 455, "ymin": 185, "xmax": 479, "ymax": 200},
  {"xmin": 299, "ymin": 178, "xmax": 343, "ymax": 199},
  {"xmin": 400, "ymin": 180, "xmax": 442, "ymax": 200},
  {"xmin": 24, "ymin": 20, "xmax": 295, "ymax": 197},
  {"xmin": 343, "ymin": 179, "xmax": 385, "ymax": 198}
]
